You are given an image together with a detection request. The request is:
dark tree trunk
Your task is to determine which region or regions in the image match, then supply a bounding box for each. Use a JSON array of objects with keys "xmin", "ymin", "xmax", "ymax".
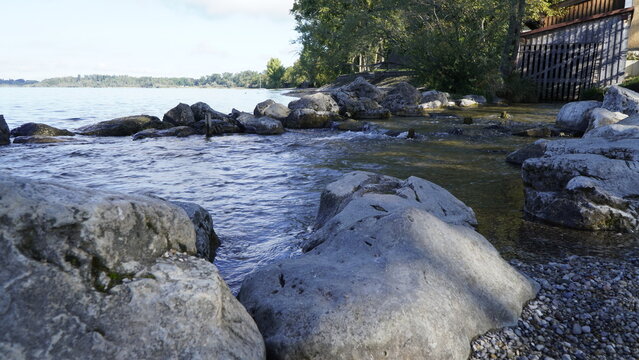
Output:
[{"xmin": 501, "ymin": 0, "xmax": 526, "ymax": 78}]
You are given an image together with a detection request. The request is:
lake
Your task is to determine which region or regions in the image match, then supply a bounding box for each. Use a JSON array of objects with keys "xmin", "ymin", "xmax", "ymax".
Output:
[{"xmin": 1, "ymin": 87, "xmax": 636, "ymax": 292}]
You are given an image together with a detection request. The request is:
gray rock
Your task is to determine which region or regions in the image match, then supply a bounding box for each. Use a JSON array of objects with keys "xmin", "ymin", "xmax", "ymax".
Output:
[
  {"xmin": 171, "ymin": 201, "xmax": 221, "ymax": 262},
  {"xmin": 132, "ymin": 126, "xmax": 196, "ymax": 140},
  {"xmin": 458, "ymin": 98, "xmax": 479, "ymax": 107},
  {"xmin": 254, "ymin": 100, "xmax": 291, "ymax": 121},
  {"xmin": 556, "ymin": 101, "xmax": 602, "ymax": 132},
  {"xmin": 583, "ymin": 123, "xmax": 639, "ymax": 140},
  {"xmin": 586, "ymin": 108, "xmax": 628, "ymax": 131},
  {"xmin": 0, "ymin": 175, "xmax": 265, "ymax": 359},
  {"xmin": 0, "ymin": 115, "xmax": 9, "ymax": 146},
  {"xmin": 421, "ymin": 90, "xmax": 450, "ymax": 104},
  {"xmin": 463, "ymin": 95, "xmax": 487, "ymax": 105},
  {"xmin": 236, "ymin": 113, "xmax": 284, "ymax": 135},
  {"xmin": 340, "ymin": 76, "xmax": 384, "ymax": 102},
  {"xmin": 284, "ymin": 109, "xmax": 340, "ymax": 129},
  {"xmin": 10, "ymin": 122, "xmax": 75, "ymax": 137},
  {"xmin": 288, "ymin": 93, "xmax": 340, "ymax": 113},
  {"xmin": 12, "ymin": 136, "xmax": 75, "ymax": 144},
  {"xmin": 419, "ymin": 100, "xmax": 444, "ymax": 110},
  {"xmin": 332, "ymin": 90, "xmax": 391, "ymax": 119},
  {"xmin": 238, "ymin": 172, "xmax": 537, "ymax": 360},
  {"xmin": 190, "ymin": 102, "xmax": 231, "ymax": 122},
  {"xmin": 522, "ymin": 142, "xmax": 639, "ymax": 231},
  {"xmin": 602, "ymin": 85, "xmax": 639, "ymax": 115},
  {"xmin": 77, "ymin": 115, "xmax": 168, "ymax": 136},
  {"xmin": 163, "ymin": 103, "xmax": 195, "ymax": 127},
  {"xmin": 381, "ymin": 82, "xmax": 421, "ymax": 114},
  {"xmin": 506, "ymin": 139, "xmax": 549, "ymax": 165},
  {"xmin": 307, "ymin": 171, "xmax": 478, "ymax": 251}
]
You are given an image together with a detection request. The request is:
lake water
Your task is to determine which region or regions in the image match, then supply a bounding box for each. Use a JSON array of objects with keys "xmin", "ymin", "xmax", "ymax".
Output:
[{"xmin": 1, "ymin": 87, "xmax": 636, "ymax": 292}]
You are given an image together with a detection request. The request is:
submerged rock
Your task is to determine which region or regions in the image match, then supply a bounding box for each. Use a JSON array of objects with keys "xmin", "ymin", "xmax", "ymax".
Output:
[
  {"xmin": 522, "ymin": 138, "xmax": 639, "ymax": 232},
  {"xmin": 132, "ymin": 126, "xmax": 196, "ymax": 140},
  {"xmin": 0, "ymin": 176, "xmax": 265, "ymax": 359},
  {"xmin": 12, "ymin": 136, "xmax": 75, "ymax": 144},
  {"xmin": 77, "ymin": 115, "xmax": 167, "ymax": 136},
  {"xmin": 0, "ymin": 115, "xmax": 9, "ymax": 145},
  {"xmin": 163, "ymin": 103, "xmax": 195, "ymax": 127},
  {"xmin": 236, "ymin": 112, "xmax": 284, "ymax": 135},
  {"xmin": 171, "ymin": 201, "xmax": 221, "ymax": 262},
  {"xmin": 238, "ymin": 171, "xmax": 537, "ymax": 360},
  {"xmin": 10, "ymin": 122, "xmax": 75, "ymax": 137},
  {"xmin": 555, "ymin": 101, "xmax": 602, "ymax": 132},
  {"xmin": 334, "ymin": 119, "xmax": 370, "ymax": 132}
]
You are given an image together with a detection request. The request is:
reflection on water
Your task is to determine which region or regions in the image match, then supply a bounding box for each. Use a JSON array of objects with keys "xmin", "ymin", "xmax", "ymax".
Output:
[{"xmin": 0, "ymin": 88, "xmax": 637, "ymax": 292}]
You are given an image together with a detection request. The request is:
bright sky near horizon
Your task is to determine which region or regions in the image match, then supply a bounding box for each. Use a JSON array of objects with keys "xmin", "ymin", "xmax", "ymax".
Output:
[{"xmin": 1, "ymin": 0, "xmax": 299, "ymax": 80}]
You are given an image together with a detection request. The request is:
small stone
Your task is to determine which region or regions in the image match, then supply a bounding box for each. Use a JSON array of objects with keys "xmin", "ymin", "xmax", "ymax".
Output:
[
  {"xmin": 581, "ymin": 325, "xmax": 591, "ymax": 333},
  {"xmin": 572, "ymin": 323, "xmax": 583, "ymax": 335}
]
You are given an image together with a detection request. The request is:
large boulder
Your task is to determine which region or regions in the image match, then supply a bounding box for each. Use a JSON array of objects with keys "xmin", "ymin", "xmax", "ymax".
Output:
[
  {"xmin": 332, "ymin": 90, "xmax": 391, "ymax": 119},
  {"xmin": 522, "ymin": 138, "xmax": 639, "ymax": 232},
  {"xmin": 601, "ymin": 85, "xmax": 639, "ymax": 115},
  {"xmin": 235, "ymin": 112, "xmax": 284, "ymax": 135},
  {"xmin": 132, "ymin": 126, "xmax": 196, "ymax": 140},
  {"xmin": 77, "ymin": 115, "xmax": 167, "ymax": 136},
  {"xmin": 284, "ymin": 109, "xmax": 340, "ymax": 129},
  {"xmin": 171, "ymin": 201, "xmax": 221, "ymax": 262},
  {"xmin": 238, "ymin": 172, "xmax": 538, "ymax": 360},
  {"xmin": 163, "ymin": 103, "xmax": 195, "ymax": 127},
  {"xmin": 288, "ymin": 93, "xmax": 340, "ymax": 113},
  {"xmin": 340, "ymin": 76, "xmax": 384, "ymax": 102},
  {"xmin": 0, "ymin": 176, "xmax": 265, "ymax": 359},
  {"xmin": 0, "ymin": 115, "xmax": 10, "ymax": 145},
  {"xmin": 555, "ymin": 100, "xmax": 602, "ymax": 132},
  {"xmin": 420, "ymin": 90, "xmax": 450, "ymax": 104},
  {"xmin": 191, "ymin": 102, "xmax": 230, "ymax": 122},
  {"xmin": 586, "ymin": 108, "xmax": 628, "ymax": 131},
  {"xmin": 254, "ymin": 100, "xmax": 291, "ymax": 121},
  {"xmin": 381, "ymin": 82, "xmax": 421, "ymax": 114},
  {"xmin": 10, "ymin": 122, "xmax": 74, "ymax": 137},
  {"xmin": 583, "ymin": 122, "xmax": 639, "ymax": 140}
]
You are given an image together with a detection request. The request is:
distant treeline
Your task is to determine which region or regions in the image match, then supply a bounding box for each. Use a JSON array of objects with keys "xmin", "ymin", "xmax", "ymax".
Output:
[{"xmin": 0, "ymin": 79, "xmax": 38, "ymax": 86}]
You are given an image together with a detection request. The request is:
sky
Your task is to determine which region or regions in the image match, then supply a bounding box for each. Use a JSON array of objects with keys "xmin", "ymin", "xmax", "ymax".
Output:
[{"xmin": 1, "ymin": 0, "xmax": 299, "ymax": 80}]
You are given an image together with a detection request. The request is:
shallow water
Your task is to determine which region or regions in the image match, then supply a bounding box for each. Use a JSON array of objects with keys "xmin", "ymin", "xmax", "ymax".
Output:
[{"xmin": 1, "ymin": 88, "xmax": 636, "ymax": 292}]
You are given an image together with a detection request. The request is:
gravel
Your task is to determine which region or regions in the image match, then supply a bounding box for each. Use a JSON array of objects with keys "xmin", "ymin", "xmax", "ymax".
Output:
[{"xmin": 469, "ymin": 255, "xmax": 639, "ymax": 360}]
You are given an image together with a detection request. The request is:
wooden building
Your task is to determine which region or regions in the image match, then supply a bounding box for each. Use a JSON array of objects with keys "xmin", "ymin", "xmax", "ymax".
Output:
[{"xmin": 517, "ymin": 0, "xmax": 634, "ymax": 101}]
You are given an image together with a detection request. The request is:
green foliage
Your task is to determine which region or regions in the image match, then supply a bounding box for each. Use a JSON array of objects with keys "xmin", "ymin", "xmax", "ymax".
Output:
[
  {"xmin": 33, "ymin": 72, "xmax": 265, "ymax": 88},
  {"xmin": 579, "ymin": 87, "xmax": 606, "ymax": 101},
  {"xmin": 282, "ymin": 60, "xmax": 309, "ymax": 87},
  {"xmin": 496, "ymin": 73, "xmax": 539, "ymax": 103},
  {"xmin": 266, "ymin": 58, "xmax": 286, "ymax": 88},
  {"xmin": 621, "ymin": 76, "xmax": 639, "ymax": 93}
]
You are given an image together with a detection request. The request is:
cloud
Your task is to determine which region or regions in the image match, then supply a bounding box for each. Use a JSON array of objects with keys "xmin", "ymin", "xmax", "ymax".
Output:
[{"xmin": 182, "ymin": 0, "xmax": 294, "ymax": 19}]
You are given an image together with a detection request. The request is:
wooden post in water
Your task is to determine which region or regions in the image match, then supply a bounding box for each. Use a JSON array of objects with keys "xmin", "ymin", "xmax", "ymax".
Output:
[{"xmin": 205, "ymin": 113, "xmax": 213, "ymax": 138}]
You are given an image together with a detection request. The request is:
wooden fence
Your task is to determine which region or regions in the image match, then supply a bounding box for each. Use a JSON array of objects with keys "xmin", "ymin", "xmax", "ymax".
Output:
[
  {"xmin": 518, "ymin": 5, "xmax": 633, "ymax": 101},
  {"xmin": 545, "ymin": 0, "xmax": 626, "ymax": 26}
]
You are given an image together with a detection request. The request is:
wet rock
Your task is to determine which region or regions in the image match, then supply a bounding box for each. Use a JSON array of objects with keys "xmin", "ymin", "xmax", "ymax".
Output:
[
  {"xmin": 420, "ymin": 90, "xmax": 450, "ymax": 104},
  {"xmin": 0, "ymin": 175, "xmax": 265, "ymax": 359},
  {"xmin": 392, "ymin": 105, "xmax": 427, "ymax": 117},
  {"xmin": 12, "ymin": 136, "xmax": 75, "ymax": 144},
  {"xmin": 236, "ymin": 112, "xmax": 284, "ymax": 135},
  {"xmin": 288, "ymin": 93, "xmax": 340, "ymax": 113},
  {"xmin": 132, "ymin": 126, "xmax": 196, "ymax": 140},
  {"xmin": 10, "ymin": 122, "xmax": 75, "ymax": 137},
  {"xmin": 163, "ymin": 103, "xmax": 195, "ymax": 127},
  {"xmin": 0, "ymin": 115, "xmax": 10, "ymax": 145},
  {"xmin": 522, "ymin": 138, "xmax": 639, "ymax": 232},
  {"xmin": 506, "ymin": 139, "xmax": 548, "ymax": 165},
  {"xmin": 171, "ymin": 201, "xmax": 221, "ymax": 262},
  {"xmin": 586, "ymin": 108, "xmax": 628, "ymax": 131},
  {"xmin": 254, "ymin": 100, "xmax": 290, "ymax": 120},
  {"xmin": 334, "ymin": 119, "xmax": 370, "ymax": 132},
  {"xmin": 556, "ymin": 101, "xmax": 602, "ymax": 132},
  {"xmin": 238, "ymin": 172, "xmax": 537, "ymax": 360},
  {"xmin": 77, "ymin": 115, "xmax": 168, "ymax": 136},
  {"xmin": 381, "ymin": 82, "xmax": 421, "ymax": 115},
  {"xmin": 284, "ymin": 109, "xmax": 339, "ymax": 129},
  {"xmin": 190, "ymin": 102, "xmax": 231, "ymax": 122},
  {"xmin": 514, "ymin": 127, "xmax": 560, "ymax": 138},
  {"xmin": 602, "ymin": 85, "xmax": 639, "ymax": 115},
  {"xmin": 191, "ymin": 119, "xmax": 239, "ymax": 135}
]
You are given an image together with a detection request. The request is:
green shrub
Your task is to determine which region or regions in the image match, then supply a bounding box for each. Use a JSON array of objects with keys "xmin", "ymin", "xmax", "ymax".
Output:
[
  {"xmin": 496, "ymin": 73, "xmax": 539, "ymax": 103},
  {"xmin": 621, "ymin": 76, "xmax": 639, "ymax": 92},
  {"xmin": 579, "ymin": 87, "xmax": 605, "ymax": 101}
]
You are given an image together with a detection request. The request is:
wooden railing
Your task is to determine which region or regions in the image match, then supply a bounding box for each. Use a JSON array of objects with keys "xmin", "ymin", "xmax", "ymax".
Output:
[{"xmin": 544, "ymin": 0, "xmax": 626, "ymax": 26}]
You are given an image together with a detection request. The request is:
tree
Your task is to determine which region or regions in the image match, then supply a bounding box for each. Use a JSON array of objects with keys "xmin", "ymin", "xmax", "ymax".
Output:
[{"xmin": 266, "ymin": 58, "xmax": 286, "ymax": 88}]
